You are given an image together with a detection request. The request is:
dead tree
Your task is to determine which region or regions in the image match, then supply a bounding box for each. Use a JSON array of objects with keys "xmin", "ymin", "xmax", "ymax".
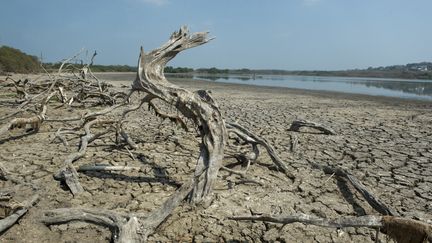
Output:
[
  {"xmin": 40, "ymin": 27, "xmax": 227, "ymax": 242},
  {"xmin": 0, "ymin": 26, "xmax": 429, "ymax": 242},
  {"xmin": 40, "ymin": 26, "xmax": 298, "ymax": 242},
  {"xmin": 131, "ymin": 26, "xmax": 227, "ymax": 202}
]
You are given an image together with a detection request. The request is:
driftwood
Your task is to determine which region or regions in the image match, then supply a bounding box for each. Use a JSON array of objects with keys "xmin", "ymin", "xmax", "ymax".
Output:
[
  {"xmin": 311, "ymin": 162, "xmax": 397, "ymax": 216},
  {"xmin": 230, "ymin": 162, "xmax": 432, "ymax": 243},
  {"xmin": 131, "ymin": 26, "xmax": 226, "ymax": 202},
  {"xmin": 289, "ymin": 119, "xmax": 336, "ymax": 135},
  {"xmin": 230, "ymin": 214, "xmax": 432, "ymax": 243},
  {"xmin": 39, "ymin": 27, "xmax": 227, "ymax": 242},
  {"xmin": 77, "ymin": 164, "xmax": 143, "ymax": 172},
  {"xmin": 226, "ymin": 122, "xmax": 295, "ymax": 179},
  {"xmin": 42, "ymin": 181, "xmax": 193, "ymax": 242},
  {"xmin": 0, "ymin": 91, "xmax": 56, "ymax": 136},
  {"xmin": 0, "ymin": 26, "xmax": 429, "ymax": 242},
  {"xmin": 0, "ymin": 194, "xmax": 39, "ymax": 234},
  {"xmin": 55, "ymin": 119, "xmax": 116, "ymax": 195}
]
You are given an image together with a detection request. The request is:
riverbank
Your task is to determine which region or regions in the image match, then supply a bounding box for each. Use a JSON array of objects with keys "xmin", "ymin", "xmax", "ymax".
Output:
[{"xmin": 0, "ymin": 74, "xmax": 431, "ymax": 242}]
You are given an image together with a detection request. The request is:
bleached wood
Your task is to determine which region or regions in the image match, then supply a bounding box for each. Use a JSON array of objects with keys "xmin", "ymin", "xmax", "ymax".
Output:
[
  {"xmin": 0, "ymin": 194, "xmax": 39, "ymax": 234},
  {"xmin": 132, "ymin": 26, "xmax": 226, "ymax": 202}
]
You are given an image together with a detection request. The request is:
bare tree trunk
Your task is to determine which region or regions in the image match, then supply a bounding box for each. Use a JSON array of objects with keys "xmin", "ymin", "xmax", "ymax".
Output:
[{"xmin": 131, "ymin": 26, "xmax": 227, "ymax": 202}]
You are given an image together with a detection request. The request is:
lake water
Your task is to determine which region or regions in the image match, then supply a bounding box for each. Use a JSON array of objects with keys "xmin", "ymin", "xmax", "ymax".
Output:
[
  {"xmin": 187, "ymin": 74, "xmax": 432, "ymax": 101},
  {"xmin": 96, "ymin": 73, "xmax": 432, "ymax": 101}
]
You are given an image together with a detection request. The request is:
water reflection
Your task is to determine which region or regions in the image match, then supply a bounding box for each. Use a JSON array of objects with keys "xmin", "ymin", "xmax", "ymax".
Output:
[
  {"xmin": 361, "ymin": 80, "xmax": 432, "ymax": 96},
  {"xmin": 97, "ymin": 73, "xmax": 432, "ymax": 101},
  {"xmin": 191, "ymin": 74, "xmax": 432, "ymax": 100},
  {"xmin": 195, "ymin": 75, "xmax": 250, "ymax": 81}
]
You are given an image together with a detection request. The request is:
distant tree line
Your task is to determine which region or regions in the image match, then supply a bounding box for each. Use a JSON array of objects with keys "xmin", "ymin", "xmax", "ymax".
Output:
[
  {"xmin": 42, "ymin": 63, "xmax": 137, "ymax": 72},
  {"xmin": 0, "ymin": 46, "xmax": 41, "ymax": 74},
  {"xmin": 164, "ymin": 66, "xmax": 193, "ymax": 73},
  {"xmin": 1, "ymin": 45, "xmax": 431, "ymax": 80}
]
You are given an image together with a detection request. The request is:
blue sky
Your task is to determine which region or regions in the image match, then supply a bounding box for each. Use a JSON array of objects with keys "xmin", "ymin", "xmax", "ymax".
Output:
[{"xmin": 1, "ymin": 0, "xmax": 431, "ymax": 70}]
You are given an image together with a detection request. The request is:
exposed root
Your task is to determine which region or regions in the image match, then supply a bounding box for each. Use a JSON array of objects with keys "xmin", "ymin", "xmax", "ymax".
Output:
[{"xmin": 42, "ymin": 181, "xmax": 193, "ymax": 242}]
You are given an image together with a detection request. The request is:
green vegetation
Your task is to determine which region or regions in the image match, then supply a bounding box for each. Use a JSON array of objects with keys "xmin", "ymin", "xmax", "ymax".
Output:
[
  {"xmin": 192, "ymin": 66, "xmax": 432, "ymax": 80},
  {"xmin": 167, "ymin": 65, "xmax": 432, "ymax": 80},
  {"xmin": 164, "ymin": 66, "xmax": 193, "ymax": 73},
  {"xmin": 0, "ymin": 46, "xmax": 40, "ymax": 74},
  {"xmin": 43, "ymin": 63, "xmax": 136, "ymax": 72},
  {"xmin": 1, "ymin": 45, "xmax": 430, "ymax": 80}
]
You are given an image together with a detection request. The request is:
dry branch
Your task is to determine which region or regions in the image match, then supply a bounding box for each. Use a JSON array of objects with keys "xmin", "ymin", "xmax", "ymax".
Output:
[
  {"xmin": 0, "ymin": 194, "xmax": 39, "ymax": 234},
  {"xmin": 289, "ymin": 119, "xmax": 336, "ymax": 135},
  {"xmin": 42, "ymin": 181, "xmax": 193, "ymax": 242},
  {"xmin": 77, "ymin": 164, "xmax": 143, "ymax": 172},
  {"xmin": 226, "ymin": 122, "xmax": 294, "ymax": 179},
  {"xmin": 230, "ymin": 213, "xmax": 383, "ymax": 228},
  {"xmin": 55, "ymin": 119, "xmax": 116, "ymax": 195},
  {"xmin": 229, "ymin": 214, "xmax": 432, "ymax": 243},
  {"xmin": 311, "ymin": 162, "xmax": 397, "ymax": 216},
  {"xmin": 0, "ymin": 91, "xmax": 56, "ymax": 136}
]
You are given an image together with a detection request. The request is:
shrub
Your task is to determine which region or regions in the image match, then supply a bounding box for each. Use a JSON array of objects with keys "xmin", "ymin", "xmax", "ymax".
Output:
[{"xmin": 0, "ymin": 46, "xmax": 40, "ymax": 73}]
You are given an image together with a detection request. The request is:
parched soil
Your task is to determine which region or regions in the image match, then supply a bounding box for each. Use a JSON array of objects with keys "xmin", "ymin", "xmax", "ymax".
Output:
[{"xmin": 0, "ymin": 74, "xmax": 431, "ymax": 242}]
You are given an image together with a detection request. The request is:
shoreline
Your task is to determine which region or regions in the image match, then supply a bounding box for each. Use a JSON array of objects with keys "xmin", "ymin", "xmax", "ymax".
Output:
[
  {"xmin": 170, "ymin": 77, "xmax": 432, "ymax": 107},
  {"xmin": 93, "ymin": 72, "xmax": 432, "ymax": 106}
]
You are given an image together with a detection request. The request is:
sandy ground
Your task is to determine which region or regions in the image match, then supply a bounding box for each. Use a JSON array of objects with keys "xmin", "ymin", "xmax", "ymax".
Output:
[{"xmin": 0, "ymin": 73, "xmax": 431, "ymax": 242}]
